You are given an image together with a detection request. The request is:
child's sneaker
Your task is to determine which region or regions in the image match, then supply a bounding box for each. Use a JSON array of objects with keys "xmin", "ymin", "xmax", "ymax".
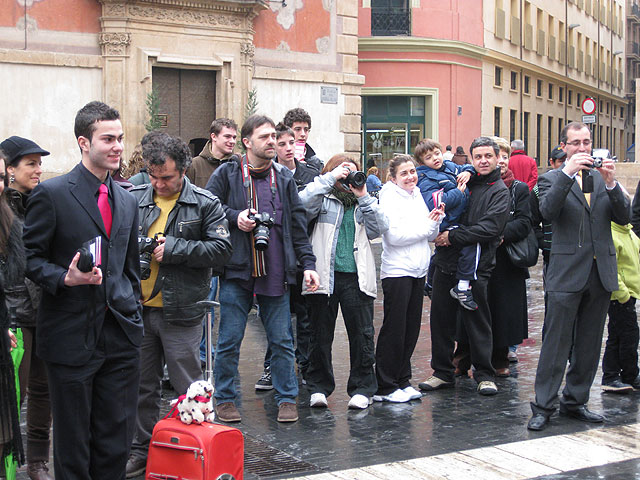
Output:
[{"xmin": 450, "ymin": 286, "xmax": 478, "ymax": 311}]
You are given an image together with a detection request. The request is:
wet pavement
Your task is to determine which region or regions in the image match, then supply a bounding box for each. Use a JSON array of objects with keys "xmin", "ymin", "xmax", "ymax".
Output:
[{"xmin": 15, "ymin": 242, "xmax": 640, "ymax": 479}]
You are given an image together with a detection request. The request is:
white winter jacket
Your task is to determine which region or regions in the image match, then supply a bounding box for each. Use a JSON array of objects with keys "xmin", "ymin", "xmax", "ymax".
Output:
[
  {"xmin": 379, "ymin": 182, "xmax": 441, "ymax": 279},
  {"xmin": 299, "ymin": 171, "xmax": 388, "ymax": 298}
]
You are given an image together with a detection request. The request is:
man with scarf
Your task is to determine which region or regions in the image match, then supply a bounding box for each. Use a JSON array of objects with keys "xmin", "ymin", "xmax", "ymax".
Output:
[
  {"xmin": 206, "ymin": 115, "xmax": 319, "ymax": 423},
  {"xmin": 421, "ymin": 136, "xmax": 510, "ymax": 396}
]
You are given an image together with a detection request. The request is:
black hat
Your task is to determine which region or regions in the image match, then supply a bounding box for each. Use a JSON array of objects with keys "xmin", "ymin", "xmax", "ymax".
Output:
[
  {"xmin": 0, "ymin": 136, "xmax": 50, "ymax": 166},
  {"xmin": 550, "ymin": 145, "xmax": 566, "ymax": 161}
]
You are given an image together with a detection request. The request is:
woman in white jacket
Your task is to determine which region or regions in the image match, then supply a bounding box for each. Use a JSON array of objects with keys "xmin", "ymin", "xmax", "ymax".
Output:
[{"xmin": 374, "ymin": 154, "xmax": 444, "ymax": 403}]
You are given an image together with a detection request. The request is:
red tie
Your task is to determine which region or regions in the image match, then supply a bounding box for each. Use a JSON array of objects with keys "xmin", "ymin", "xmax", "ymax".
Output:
[{"xmin": 98, "ymin": 183, "xmax": 112, "ymax": 237}]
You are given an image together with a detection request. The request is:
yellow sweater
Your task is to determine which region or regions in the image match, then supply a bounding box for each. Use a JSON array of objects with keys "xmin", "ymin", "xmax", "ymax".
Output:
[
  {"xmin": 611, "ymin": 221, "xmax": 640, "ymax": 304},
  {"xmin": 142, "ymin": 192, "xmax": 180, "ymax": 307}
]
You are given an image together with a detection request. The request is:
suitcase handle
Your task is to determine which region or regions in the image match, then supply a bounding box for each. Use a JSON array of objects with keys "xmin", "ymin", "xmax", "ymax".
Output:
[{"xmin": 197, "ymin": 300, "xmax": 219, "ymax": 383}]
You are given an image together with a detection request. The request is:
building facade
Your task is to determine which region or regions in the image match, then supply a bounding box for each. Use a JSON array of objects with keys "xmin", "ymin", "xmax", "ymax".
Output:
[
  {"xmin": 0, "ymin": 0, "xmax": 361, "ymax": 175},
  {"xmin": 358, "ymin": 0, "xmax": 626, "ymax": 170}
]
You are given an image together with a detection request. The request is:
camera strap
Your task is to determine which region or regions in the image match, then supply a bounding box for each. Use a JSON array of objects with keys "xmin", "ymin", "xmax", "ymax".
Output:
[{"xmin": 240, "ymin": 156, "xmax": 277, "ymax": 277}]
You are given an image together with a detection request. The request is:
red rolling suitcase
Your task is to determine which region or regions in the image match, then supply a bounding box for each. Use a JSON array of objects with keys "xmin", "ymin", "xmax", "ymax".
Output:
[
  {"xmin": 145, "ymin": 300, "xmax": 244, "ymax": 480},
  {"xmin": 145, "ymin": 417, "xmax": 243, "ymax": 480}
]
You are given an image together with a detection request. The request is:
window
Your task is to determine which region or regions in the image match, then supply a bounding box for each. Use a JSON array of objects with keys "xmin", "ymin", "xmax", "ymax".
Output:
[
  {"xmin": 606, "ymin": 102, "xmax": 610, "ymax": 115},
  {"xmin": 537, "ymin": 79, "xmax": 543, "ymax": 96},
  {"xmin": 536, "ymin": 114, "xmax": 542, "ymax": 163},
  {"xmin": 510, "ymin": 109, "xmax": 517, "ymax": 142},
  {"xmin": 494, "ymin": 107, "xmax": 502, "ymax": 136},
  {"xmin": 613, "ymin": 104, "xmax": 617, "ymax": 117},
  {"xmin": 495, "ymin": 66, "xmax": 503, "ymax": 87},
  {"xmin": 524, "ymin": 75, "xmax": 530, "ymax": 94},
  {"xmin": 599, "ymin": 101, "xmax": 603, "ymax": 113},
  {"xmin": 568, "ymin": 90, "xmax": 573, "ymax": 105},
  {"xmin": 577, "ymin": 93, "xmax": 582, "ymax": 107},
  {"xmin": 510, "ymin": 71, "xmax": 518, "ymax": 90},
  {"xmin": 523, "ymin": 111, "xmax": 530, "ymax": 152},
  {"xmin": 547, "ymin": 116, "xmax": 553, "ymax": 156},
  {"xmin": 371, "ymin": 0, "xmax": 411, "ymax": 36},
  {"xmin": 558, "ymin": 118, "xmax": 564, "ymax": 142},
  {"xmin": 559, "ymin": 87, "xmax": 564, "ymax": 103},
  {"xmin": 548, "ymin": 83, "xmax": 554, "ymax": 100}
]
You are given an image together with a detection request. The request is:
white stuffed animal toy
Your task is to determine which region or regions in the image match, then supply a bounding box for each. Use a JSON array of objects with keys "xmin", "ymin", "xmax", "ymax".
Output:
[{"xmin": 170, "ymin": 380, "xmax": 215, "ymax": 425}]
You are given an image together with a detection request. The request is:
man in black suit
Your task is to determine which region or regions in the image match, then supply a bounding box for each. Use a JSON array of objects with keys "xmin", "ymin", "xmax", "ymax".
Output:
[
  {"xmin": 528, "ymin": 122, "xmax": 630, "ymax": 431},
  {"xmin": 23, "ymin": 101, "xmax": 143, "ymax": 478}
]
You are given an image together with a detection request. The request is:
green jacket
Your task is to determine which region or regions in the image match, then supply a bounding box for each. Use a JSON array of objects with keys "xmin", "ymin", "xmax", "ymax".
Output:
[{"xmin": 611, "ymin": 221, "xmax": 640, "ymax": 303}]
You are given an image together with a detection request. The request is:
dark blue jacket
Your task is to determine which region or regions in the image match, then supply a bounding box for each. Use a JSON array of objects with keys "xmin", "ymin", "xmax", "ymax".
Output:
[
  {"xmin": 205, "ymin": 157, "xmax": 316, "ymax": 286},
  {"xmin": 416, "ymin": 161, "xmax": 475, "ymax": 230}
]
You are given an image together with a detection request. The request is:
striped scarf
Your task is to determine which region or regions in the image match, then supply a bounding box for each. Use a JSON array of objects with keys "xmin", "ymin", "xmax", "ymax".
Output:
[{"xmin": 246, "ymin": 160, "xmax": 274, "ymax": 277}]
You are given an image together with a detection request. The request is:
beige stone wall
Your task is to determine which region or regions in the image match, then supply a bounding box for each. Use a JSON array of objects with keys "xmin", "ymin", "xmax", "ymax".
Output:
[{"xmin": 0, "ymin": 54, "xmax": 102, "ymax": 173}]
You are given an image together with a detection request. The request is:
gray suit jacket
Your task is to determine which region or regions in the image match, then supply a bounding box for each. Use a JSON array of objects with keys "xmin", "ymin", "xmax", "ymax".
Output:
[{"xmin": 538, "ymin": 167, "xmax": 630, "ymax": 293}]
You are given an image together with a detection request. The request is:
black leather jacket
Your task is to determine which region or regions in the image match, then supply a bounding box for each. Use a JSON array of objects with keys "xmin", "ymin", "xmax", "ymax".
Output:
[{"xmin": 130, "ymin": 177, "xmax": 232, "ymax": 325}]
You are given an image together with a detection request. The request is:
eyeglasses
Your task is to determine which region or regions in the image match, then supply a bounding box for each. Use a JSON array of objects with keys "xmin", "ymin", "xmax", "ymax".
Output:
[{"xmin": 565, "ymin": 139, "xmax": 592, "ymax": 147}]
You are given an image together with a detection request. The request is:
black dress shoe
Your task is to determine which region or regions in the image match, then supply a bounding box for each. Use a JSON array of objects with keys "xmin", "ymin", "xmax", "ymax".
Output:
[
  {"xmin": 559, "ymin": 405, "xmax": 604, "ymax": 423},
  {"xmin": 527, "ymin": 413, "xmax": 549, "ymax": 431}
]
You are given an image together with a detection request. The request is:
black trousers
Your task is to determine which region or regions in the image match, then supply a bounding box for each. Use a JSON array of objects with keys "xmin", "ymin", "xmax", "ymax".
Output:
[
  {"xmin": 46, "ymin": 312, "xmax": 140, "ymax": 480},
  {"xmin": 602, "ymin": 297, "xmax": 639, "ymax": 384},
  {"xmin": 18, "ymin": 326, "xmax": 52, "ymax": 463},
  {"xmin": 305, "ymin": 272, "xmax": 377, "ymax": 398},
  {"xmin": 375, "ymin": 276, "xmax": 425, "ymax": 395},
  {"xmin": 429, "ymin": 268, "xmax": 494, "ymax": 383}
]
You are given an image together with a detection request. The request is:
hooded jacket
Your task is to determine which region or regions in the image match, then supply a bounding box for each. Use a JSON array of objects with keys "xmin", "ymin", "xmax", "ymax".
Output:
[
  {"xmin": 610, "ymin": 222, "xmax": 640, "ymax": 304},
  {"xmin": 186, "ymin": 141, "xmax": 232, "ymax": 189},
  {"xmin": 299, "ymin": 171, "xmax": 388, "ymax": 298}
]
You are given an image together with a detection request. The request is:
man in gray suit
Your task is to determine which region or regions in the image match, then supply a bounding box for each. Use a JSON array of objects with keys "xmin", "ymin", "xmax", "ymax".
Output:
[{"xmin": 527, "ymin": 122, "xmax": 630, "ymax": 431}]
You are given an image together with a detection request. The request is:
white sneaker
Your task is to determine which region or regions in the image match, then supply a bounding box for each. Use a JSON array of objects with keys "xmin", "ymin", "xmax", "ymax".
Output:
[
  {"xmin": 309, "ymin": 393, "xmax": 328, "ymax": 408},
  {"xmin": 477, "ymin": 381, "xmax": 498, "ymax": 396},
  {"xmin": 403, "ymin": 386, "xmax": 422, "ymax": 400},
  {"xmin": 372, "ymin": 389, "xmax": 411, "ymax": 403},
  {"xmin": 347, "ymin": 394, "xmax": 372, "ymax": 409}
]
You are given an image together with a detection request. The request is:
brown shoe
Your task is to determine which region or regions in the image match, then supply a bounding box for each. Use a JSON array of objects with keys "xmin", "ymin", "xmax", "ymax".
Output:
[
  {"xmin": 27, "ymin": 462, "xmax": 54, "ymax": 480},
  {"xmin": 215, "ymin": 402, "xmax": 241, "ymax": 423},
  {"xmin": 496, "ymin": 367, "xmax": 510, "ymax": 377},
  {"xmin": 277, "ymin": 402, "xmax": 298, "ymax": 422}
]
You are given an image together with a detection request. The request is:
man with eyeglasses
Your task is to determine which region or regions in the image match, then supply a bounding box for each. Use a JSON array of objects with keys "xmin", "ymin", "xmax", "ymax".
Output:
[
  {"xmin": 283, "ymin": 108, "xmax": 323, "ymax": 171},
  {"xmin": 527, "ymin": 122, "xmax": 630, "ymax": 431}
]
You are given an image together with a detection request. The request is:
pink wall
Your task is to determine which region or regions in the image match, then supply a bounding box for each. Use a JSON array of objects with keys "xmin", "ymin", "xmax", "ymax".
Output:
[{"xmin": 358, "ymin": 1, "xmax": 484, "ymax": 150}]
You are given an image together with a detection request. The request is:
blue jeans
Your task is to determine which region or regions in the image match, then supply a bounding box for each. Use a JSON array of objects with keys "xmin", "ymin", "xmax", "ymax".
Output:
[
  {"xmin": 214, "ymin": 279, "xmax": 298, "ymax": 405},
  {"xmin": 199, "ymin": 276, "xmax": 218, "ymax": 363}
]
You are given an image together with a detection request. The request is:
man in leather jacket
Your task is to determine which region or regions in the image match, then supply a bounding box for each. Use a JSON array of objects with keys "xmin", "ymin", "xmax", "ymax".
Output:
[{"xmin": 126, "ymin": 133, "xmax": 232, "ymax": 478}]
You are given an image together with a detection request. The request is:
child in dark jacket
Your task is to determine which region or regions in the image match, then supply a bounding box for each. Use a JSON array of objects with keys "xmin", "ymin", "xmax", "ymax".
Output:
[{"xmin": 415, "ymin": 139, "xmax": 478, "ymax": 310}]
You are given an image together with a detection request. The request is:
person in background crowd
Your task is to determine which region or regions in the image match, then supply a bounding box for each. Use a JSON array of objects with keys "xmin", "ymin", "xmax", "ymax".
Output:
[
  {"xmin": 127, "ymin": 143, "xmax": 151, "ymax": 186},
  {"xmin": 185, "ymin": 118, "xmax": 239, "ymax": 375},
  {"xmin": 23, "ymin": 101, "xmax": 144, "ymax": 479},
  {"xmin": 283, "ymin": 108, "xmax": 323, "ymax": 171},
  {"xmin": 455, "ymin": 137, "xmax": 531, "ymax": 378},
  {"xmin": 421, "ymin": 136, "xmax": 510, "ymax": 397},
  {"xmin": 0, "ymin": 136, "xmax": 52, "ymax": 480},
  {"xmin": 206, "ymin": 115, "xmax": 319, "ymax": 424},
  {"xmin": 528, "ymin": 122, "xmax": 630, "ymax": 431},
  {"xmin": 301, "ymin": 154, "xmax": 388, "ymax": 410},
  {"xmin": 365, "ymin": 166, "xmax": 383, "ymax": 195},
  {"xmin": 451, "ymin": 146, "xmax": 469, "ymax": 165},
  {"xmin": 0, "ymin": 148, "xmax": 25, "ymax": 479},
  {"xmin": 631, "ymin": 179, "xmax": 640, "ymax": 237},
  {"xmin": 374, "ymin": 155, "xmax": 443, "ymax": 403},
  {"xmin": 509, "ymin": 139, "xmax": 538, "ymax": 191},
  {"xmin": 442, "ymin": 145, "xmax": 454, "ymax": 161},
  {"xmin": 528, "ymin": 145, "xmax": 566, "ymax": 349},
  {"xmin": 253, "ymin": 123, "xmax": 320, "ymax": 391},
  {"xmin": 125, "ymin": 134, "xmax": 232, "ymax": 478}
]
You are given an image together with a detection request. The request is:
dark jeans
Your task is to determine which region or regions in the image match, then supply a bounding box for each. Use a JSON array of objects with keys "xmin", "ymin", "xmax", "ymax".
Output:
[
  {"xmin": 46, "ymin": 312, "xmax": 140, "ymax": 480},
  {"xmin": 602, "ymin": 297, "xmax": 639, "ymax": 384},
  {"xmin": 429, "ymin": 268, "xmax": 494, "ymax": 384},
  {"xmin": 426, "ymin": 243, "xmax": 479, "ymax": 287},
  {"xmin": 306, "ymin": 272, "xmax": 377, "ymax": 398},
  {"xmin": 375, "ymin": 276, "xmax": 424, "ymax": 395},
  {"xmin": 18, "ymin": 326, "xmax": 52, "ymax": 464}
]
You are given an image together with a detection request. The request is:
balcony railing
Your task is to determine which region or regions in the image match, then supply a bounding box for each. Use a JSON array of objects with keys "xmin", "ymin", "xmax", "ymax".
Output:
[{"xmin": 371, "ymin": 6, "xmax": 411, "ymax": 36}]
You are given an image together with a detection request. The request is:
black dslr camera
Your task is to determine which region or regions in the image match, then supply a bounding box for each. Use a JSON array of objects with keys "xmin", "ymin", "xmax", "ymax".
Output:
[
  {"xmin": 138, "ymin": 233, "xmax": 161, "ymax": 280},
  {"xmin": 340, "ymin": 170, "xmax": 367, "ymax": 189},
  {"xmin": 249, "ymin": 212, "xmax": 275, "ymax": 251}
]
